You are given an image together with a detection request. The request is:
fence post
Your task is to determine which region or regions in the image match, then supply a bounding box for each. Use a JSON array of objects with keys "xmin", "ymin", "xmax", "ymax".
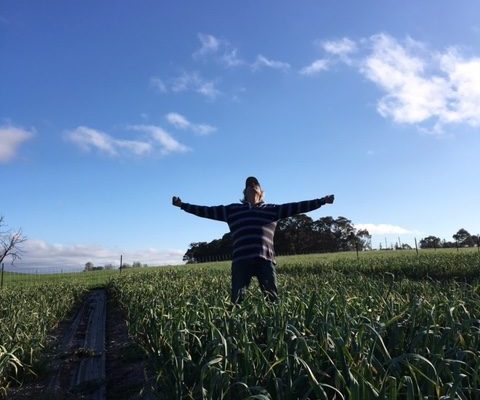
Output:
[
  {"xmin": 1, "ymin": 263, "xmax": 4, "ymax": 289},
  {"xmin": 120, "ymin": 255, "xmax": 123, "ymax": 273},
  {"xmin": 414, "ymin": 238, "xmax": 419, "ymax": 256}
]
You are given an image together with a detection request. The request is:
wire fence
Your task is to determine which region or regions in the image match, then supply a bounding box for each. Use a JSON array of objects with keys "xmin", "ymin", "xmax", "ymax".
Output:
[
  {"xmin": 0, "ymin": 263, "xmax": 147, "ymax": 289},
  {"xmin": 2, "ymin": 245, "xmax": 478, "ymax": 289}
]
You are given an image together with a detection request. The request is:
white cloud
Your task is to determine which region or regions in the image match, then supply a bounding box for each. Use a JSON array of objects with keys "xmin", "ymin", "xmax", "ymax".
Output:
[
  {"xmin": 67, "ymin": 126, "xmax": 153, "ymax": 156},
  {"xmin": 304, "ymin": 33, "xmax": 480, "ymax": 132},
  {"xmin": 355, "ymin": 223, "xmax": 412, "ymax": 235},
  {"xmin": 166, "ymin": 113, "xmax": 190, "ymax": 130},
  {"xmin": 361, "ymin": 34, "xmax": 449, "ymax": 126},
  {"xmin": 129, "ymin": 125, "xmax": 190, "ymax": 154},
  {"xmin": 359, "ymin": 33, "xmax": 480, "ymax": 131},
  {"xmin": 68, "ymin": 126, "xmax": 117, "ymax": 155},
  {"xmin": 11, "ymin": 239, "xmax": 184, "ymax": 272},
  {"xmin": 437, "ymin": 49, "xmax": 480, "ymax": 127},
  {"xmin": 0, "ymin": 125, "xmax": 34, "ymax": 163},
  {"xmin": 300, "ymin": 59, "xmax": 329, "ymax": 76},
  {"xmin": 321, "ymin": 37, "xmax": 357, "ymax": 57},
  {"xmin": 252, "ymin": 55, "xmax": 290, "ymax": 71},
  {"xmin": 165, "ymin": 112, "xmax": 217, "ymax": 135}
]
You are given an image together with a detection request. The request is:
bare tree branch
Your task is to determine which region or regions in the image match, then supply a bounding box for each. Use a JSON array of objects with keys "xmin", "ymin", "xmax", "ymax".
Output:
[{"xmin": 0, "ymin": 217, "xmax": 27, "ymax": 265}]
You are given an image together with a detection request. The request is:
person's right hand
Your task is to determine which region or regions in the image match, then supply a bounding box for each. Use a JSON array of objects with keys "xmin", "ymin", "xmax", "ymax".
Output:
[{"xmin": 172, "ymin": 196, "xmax": 182, "ymax": 207}]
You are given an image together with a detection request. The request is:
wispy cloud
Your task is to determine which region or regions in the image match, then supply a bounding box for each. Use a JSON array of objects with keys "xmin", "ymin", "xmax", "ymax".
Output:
[
  {"xmin": 129, "ymin": 125, "xmax": 191, "ymax": 154},
  {"xmin": 193, "ymin": 33, "xmax": 245, "ymax": 67},
  {"xmin": 171, "ymin": 71, "xmax": 221, "ymax": 99},
  {"xmin": 67, "ymin": 125, "xmax": 190, "ymax": 157},
  {"xmin": 165, "ymin": 112, "xmax": 217, "ymax": 135},
  {"xmin": 355, "ymin": 223, "xmax": 412, "ymax": 235},
  {"xmin": 0, "ymin": 125, "xmax": 34, "ymax": 163},
  {"xmin": 320, "ymin": 37, "xmax": 358, "ymax": 57},
  {"xmin": 221, "ymin": 48, "xmax": 244, "ymax": 67},
  {"xmin": 299, "ymin": 59, "xmax": 329, "ymax": 76},
  {"xmin": 150, "ymin": 72, "xmax": 221, "ymax": 99},
  {"xmin": 193, "ymin": 33, "xmax": 291, "ymax": 72},
  {"xmin": 67, "ymin": 126, "xmax": 153, "ymax": 156},
  {"xmin": 252, "ymin": 55, "xmax": 290, "ymax": 71},
  {"xmin": 300, "ymin": 38, "xmax": 357, "ymax": 76},
  {"xmin": 150, "ymin": 77, "xmax": 168, "ymax": 93},
  {"xmin": 193, "ymin": 33, "xmax": 222, "ymax": 58},
  {"xmin": 12, "ymin": 239, "xmax": 184, "ymax": 271}
]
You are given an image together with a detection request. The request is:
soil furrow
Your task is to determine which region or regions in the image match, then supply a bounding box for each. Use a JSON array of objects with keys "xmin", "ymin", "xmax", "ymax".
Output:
[{"xmin": 9, "ymin": 288, "xmax": 150, "ymax": 399}]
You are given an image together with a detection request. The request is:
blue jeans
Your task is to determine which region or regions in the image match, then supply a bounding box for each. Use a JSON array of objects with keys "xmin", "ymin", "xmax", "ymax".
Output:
[{"xmin": 231, "ymin": 257, "xmax": 278, "ymax": 303}]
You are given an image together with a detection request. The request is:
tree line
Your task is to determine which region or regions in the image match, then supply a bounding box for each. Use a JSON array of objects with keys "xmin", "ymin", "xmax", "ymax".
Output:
[
  {"xmin": 419, "ymin": 228, "xmax": 480, "ymax": 249},
  {"xmin": 183, "ymin": 215, "xmax": 372, "ymax": 263}
]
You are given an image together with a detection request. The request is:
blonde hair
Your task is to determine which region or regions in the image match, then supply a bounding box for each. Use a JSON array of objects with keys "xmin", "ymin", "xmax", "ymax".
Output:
[{"xmin": 242, "ymin": 184, "xmax": 265, "ymax": 203}]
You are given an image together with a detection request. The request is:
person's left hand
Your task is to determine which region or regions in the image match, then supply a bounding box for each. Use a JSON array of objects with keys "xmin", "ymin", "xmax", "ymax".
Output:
[
  {"xmin": 172, "ymin": 196, "xmax": 182, "ymax": 207},
  {"xmin": 322, "ymin": 194, "xmax": 334, "ymax": 204}
]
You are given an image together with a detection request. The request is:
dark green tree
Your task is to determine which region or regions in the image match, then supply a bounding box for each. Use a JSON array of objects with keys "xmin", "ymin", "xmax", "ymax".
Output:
[
  {"xmin": 419, "ymin": 236, "xmax": 441, "ymax": 249},
  {"xmin": 274, "ymin": 214, "xmax": 314, "ymax": 254},
  {"xmin": 453, "ymin": 229, "xmax": 474, "ymax": 247}
]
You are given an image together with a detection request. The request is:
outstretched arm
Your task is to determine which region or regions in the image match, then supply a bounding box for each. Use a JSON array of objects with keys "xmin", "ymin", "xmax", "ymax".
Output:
[
  {"xmin": 172, "ymin": 196, "xmax": 228, "ymax": 222},
  {"xmin": 276, "ymin": 194, "xmax": 334, "ymax": 219}
]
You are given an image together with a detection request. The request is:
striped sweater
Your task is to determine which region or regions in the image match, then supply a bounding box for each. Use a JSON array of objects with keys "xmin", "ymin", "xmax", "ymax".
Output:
[{"xmin": 181, "ymin": 198, "xmax": 326, "ymax": 263}]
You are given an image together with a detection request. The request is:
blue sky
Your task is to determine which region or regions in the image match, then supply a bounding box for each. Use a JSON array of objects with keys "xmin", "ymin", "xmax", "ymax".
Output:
[{"xmin": 1, "ymin": 1, "xmax": 480, "ymax": 270}]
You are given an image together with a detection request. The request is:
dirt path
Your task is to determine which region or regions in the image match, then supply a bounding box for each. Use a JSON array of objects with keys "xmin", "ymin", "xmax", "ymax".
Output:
[{"xmin": 9, "ymin": 289, "xmax": 150, "ymax": 399}]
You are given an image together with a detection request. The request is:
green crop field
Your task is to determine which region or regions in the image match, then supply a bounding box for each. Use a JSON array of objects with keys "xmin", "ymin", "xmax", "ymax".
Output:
[
  {"xmin": 108, "ymin": 250, "xmax": 480, "ymax": 399},
  {"xmin": 1, "ymin": 249, "xmax": 480, "ymax": 399}
]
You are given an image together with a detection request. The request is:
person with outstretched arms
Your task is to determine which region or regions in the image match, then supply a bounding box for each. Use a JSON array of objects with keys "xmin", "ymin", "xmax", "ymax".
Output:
[{"xmin": 172, "ymin": 177, "xmax": 334, "ymax": 303}]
